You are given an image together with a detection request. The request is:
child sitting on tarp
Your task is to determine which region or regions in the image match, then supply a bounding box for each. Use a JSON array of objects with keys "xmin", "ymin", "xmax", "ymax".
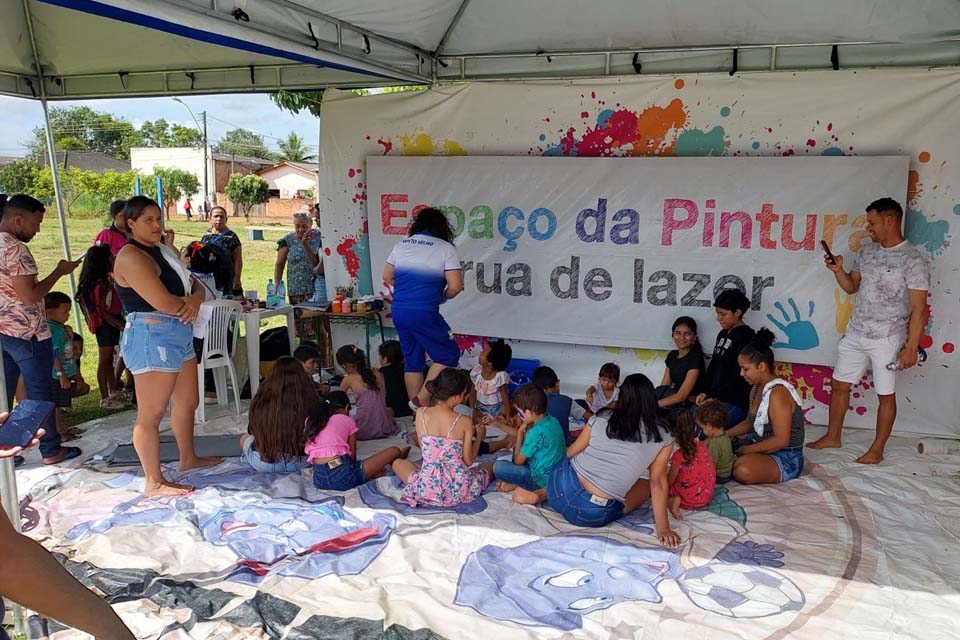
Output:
[
  {"xmin": 493, "ymin": 384, "xmax": 567, "ymax": 502},
  {"xmin": 696, "ymin": 399, "xmax": 734, "ymax": 483},
  {"xmin": 469, "ymin": 339, "xmax": 512, "ymax": 422},
  {"xmin": 306, "ymin": 390, "xmax": 409, "ymax": 491},
  {"xmin": 577, "ymin": 362, "xmax": 620, "ymax": 421},
  {"xmin": 532, "ymin": 365, "xmax": 573, "ymax": 444},
  {"xmin": 241, "ymin": 357, "xmax": 312, "ymax": 474},
  {"xmin": 337, "ymin": 345, "xmax": 398, "ymax": 440},
  {"xmin": 377, "ymin": 340, "xmax": 412, "ymax": 419},
  {"xmin": 393, "ymin": 368, "xmax": 494, "ymax": 508},
  {"xmin": 666, "ymin": 408, "xmax": 716, "ymax": 520}
]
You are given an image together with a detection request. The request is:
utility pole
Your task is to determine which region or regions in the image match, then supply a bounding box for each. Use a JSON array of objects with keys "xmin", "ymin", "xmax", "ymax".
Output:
[{"xmin": 201, "ymin": 110, "xmax": 210, "ymax": 216}]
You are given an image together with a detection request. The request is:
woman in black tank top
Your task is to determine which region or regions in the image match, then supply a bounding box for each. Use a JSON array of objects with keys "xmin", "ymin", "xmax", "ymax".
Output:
[
  {"xmin": 725, "ymin": 328, "xmax": 806, "ymax": 485},
  {"xmin": 114, "ymin": 196, "xmax": 221, "ymax": 497}
]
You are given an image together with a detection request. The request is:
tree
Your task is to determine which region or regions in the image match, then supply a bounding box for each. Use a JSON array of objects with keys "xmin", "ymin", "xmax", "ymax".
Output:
[
  {"xmin": 214, "ymin": 129, "xmax": 274, "ymax": 160},
  {"xmin": 0, "ymin": 159, "xmax": 40, "ymax": 194},
  {"xmin": 134, "ymin": 119, "xmax": 204, "ymax": 148},
  {"xmin": 170, "ymin": 124, "xmax": 204, "ymax": 147},
  {"xmin": 270, "ymin": 91, "xmax": 323, "ymax": 117},
  {"xmin": 30, "ymin": 106, "xmax": 136, "ymax": 160},
  {"xmin": 276, "ymin": 132, "xmax": 316, "ymax": 162},
  {"xmin": 142, "ymin": 166, "xmax": 200, "ymax": 216},
  {"xmin": 224, "ymin": 173, "xmax": 270, "ymax": 220}
]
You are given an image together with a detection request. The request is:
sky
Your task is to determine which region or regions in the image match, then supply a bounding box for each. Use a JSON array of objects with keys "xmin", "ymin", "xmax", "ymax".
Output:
[{"xmin": 0, "ymin": 93, "xmax": 321, "ymax": 158}]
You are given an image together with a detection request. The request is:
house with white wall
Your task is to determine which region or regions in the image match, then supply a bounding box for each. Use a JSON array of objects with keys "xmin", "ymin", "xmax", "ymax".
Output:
[{"xmin": 256, "ymin": 161, "xmax": 318, "ymax": 199}]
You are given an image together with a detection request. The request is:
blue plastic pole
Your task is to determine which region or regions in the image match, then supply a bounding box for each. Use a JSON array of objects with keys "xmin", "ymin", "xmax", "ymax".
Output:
[
  {"xmin": 134, "ymin": 175, "xmax": 141, "ymax": 195},
  {"xmin": 156, "ymin": 176, "xmax": 165, "ymax": 230}
]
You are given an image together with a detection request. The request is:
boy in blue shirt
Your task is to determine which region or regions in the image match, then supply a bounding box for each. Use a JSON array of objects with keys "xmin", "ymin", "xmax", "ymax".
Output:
[
  {"xmin": 494, "ymin": 383, "xmax": 566, "ymax": 501},
  {"xmin": 533, "ymin": 366, "xmax": 574, "ymax": 444}
]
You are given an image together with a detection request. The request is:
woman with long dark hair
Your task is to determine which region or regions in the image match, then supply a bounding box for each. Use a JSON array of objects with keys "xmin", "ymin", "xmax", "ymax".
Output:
[
  {"xmin": 725, "ymin": 328, "xmax": 806, "ymax": 484},
  {"xmin": 241, "ymin": 356, "xmax": 315, "ymax": 473},
  {"xmin": 381, "ymin": 207, "xmax": 464, "ymax": 407},
  {"xmin": 75, "ymin": 245, "xmax": 125, "ymax": 407},
  {"xmin": 656, "ymin": 316, "xmax": 706, "ymax": 408},
  {"xmin": 114, "ymin": 196, "xmax": 220, "ymax": 496},
  {"xmin": 514, "ymin": 373, "xmax": 680, "ymax": 544}
]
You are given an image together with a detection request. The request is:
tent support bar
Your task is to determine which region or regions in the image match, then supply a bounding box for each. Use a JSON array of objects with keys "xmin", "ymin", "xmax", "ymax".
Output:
[
  {"xmin": 434, "ymin": 0, "xmax": 472, "ymax": 57},
  {"xmin": 156, "ymin": 0, "xmax": 431, "ymax": 82},
  {"xmin": 271, "ymin": 0, "xmax": 436, "ymax": 64}
]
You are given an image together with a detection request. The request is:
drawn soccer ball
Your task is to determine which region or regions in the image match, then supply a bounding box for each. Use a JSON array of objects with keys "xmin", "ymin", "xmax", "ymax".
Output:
[{"xmin": 677, "ymin": 562, "xmax": 805, "ymax": 618}]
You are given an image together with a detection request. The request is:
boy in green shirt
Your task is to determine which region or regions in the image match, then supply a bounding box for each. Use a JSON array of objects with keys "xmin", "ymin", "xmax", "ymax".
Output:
[
  {"xmin": 45, "ymin": 293, "xmax": 90, "ymax": 439},
  {"xmin": 697, "ymin": 399, "xmax": 734, "ymax": 482},
  {"xmin": 493, "ymin": 383, "xmax": 566, "ymax": 501}
]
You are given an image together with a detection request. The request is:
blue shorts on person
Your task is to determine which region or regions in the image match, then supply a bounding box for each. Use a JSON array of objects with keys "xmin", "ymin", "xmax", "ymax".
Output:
[
  {"xmin": 312, "ymin": 454, "xmax": 366, "ymax": 491},
  {"xmin": 240, "ymin": 436, "xmax": 307, "ymax": 474},
  {"xmin": 121, "ymin": 312, "xmax": 194, "ymax": 375},
  {"xmin": 476, "ymin": 401, "xmax": 502, "ymax": 417},
  {"xmin": 493, "ymin": 460, "xmax": 540, "ymax": 491},
  {"xmin": 545, "ymin": 459, "xmax": 624, "ymax": 527},
  {"xmin": 392, "ymin": 308, "xmax": 460, "ymax": 372},
  {"xmin": 739, "ymin": 433, "xmax": 804, "ymax": 482}
]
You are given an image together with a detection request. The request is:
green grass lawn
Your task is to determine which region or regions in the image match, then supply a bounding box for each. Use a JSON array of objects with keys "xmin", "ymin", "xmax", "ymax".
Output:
[{"xmin": 31, "ymin": 213, "xmax": 293, "ymax": 427}]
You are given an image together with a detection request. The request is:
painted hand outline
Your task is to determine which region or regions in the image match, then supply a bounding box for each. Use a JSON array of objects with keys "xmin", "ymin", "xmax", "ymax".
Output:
[
  {"xmin": 715, "ymin": 541, "xmax": 785, "ymax": 568},
  {"xmin": 767, "ymin": 298, "xmax": 820, "ymax": 350},
  {"xmin": 834, "ymin": 288, "xmax": 854, "ymax": 334}
]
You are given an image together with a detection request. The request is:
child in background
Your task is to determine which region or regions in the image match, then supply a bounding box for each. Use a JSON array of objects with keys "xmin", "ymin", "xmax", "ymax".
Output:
[
  {"xmin": 294, "ymin": 342, "xmax": 330, "ymax": 394},
  {"xmin": 494, "ymin": 384, "xmax": 566, "ymax": 501},
  {"xmin": 657, "ymin": 316, "xmax": 707, "ymax": 409},
  {"xmin": 578, "ymin": 362, "xmax": 621, "ymax": 420},
  {"xmin": 393, "ymin": 368, "xmax": 494, "ymax": 508},
  {"xmin": 241, "ymin": 356, "xmax": 314, "ymax": 473},
  {"xmin": 337, "ymin": 345, "xmax": 398, "ymax": 440},
  {"xmin": 532, "ymin": 366, "xmax": 573, "ymax": 444},
  {"xmin": 75, "ymin": 245, "xmax": 126, "ymax": 409},
  {"xmin": 470, "ymin": 339, "xmax": 512, "ymax": 422},
  {"xmin": 45, "ymin": 292, "xmax": 90, "ymax": 440},
  {"xmin": 665, "ymin": 409, "xmax": 716, "ymax": 520},
  {"xmin": 696, "ymin": 399, "xmax": 734, "ymax": 483},
  {"xmin": 378, "ymin": 340, "xmax": 412, "ymax": 419},
  {"xmin": 306, "ymin": 390, "xmax": 409, "ymax": 491}
]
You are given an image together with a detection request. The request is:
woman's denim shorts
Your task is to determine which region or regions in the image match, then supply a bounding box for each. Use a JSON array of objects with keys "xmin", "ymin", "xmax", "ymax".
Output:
[
  {"xmin": 546, "ymin": 459, "xmax": 625, "ymax": 527},
  {"xmin": 241, "ymin": 436, "xmax": 307, "ymax": 474},
  {"xmin": 121, "ymin": 312, "xmax": 195, "ymax": 375}
]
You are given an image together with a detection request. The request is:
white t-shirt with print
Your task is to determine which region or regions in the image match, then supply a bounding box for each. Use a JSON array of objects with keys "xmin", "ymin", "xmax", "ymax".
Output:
[{"xmin": 847, "ymin": 240, "xmax": 929, "ymax": 339}]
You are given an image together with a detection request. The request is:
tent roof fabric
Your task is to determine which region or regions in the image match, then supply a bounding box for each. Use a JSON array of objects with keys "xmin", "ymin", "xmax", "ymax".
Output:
[{"xmin": 2, "ymin": 0, "xmax": 960, "ymax": 100}]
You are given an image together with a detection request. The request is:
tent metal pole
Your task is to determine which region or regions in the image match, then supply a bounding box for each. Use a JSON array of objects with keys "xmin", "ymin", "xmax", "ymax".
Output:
[
  {"xmin": 40, "ymin": 98, "xmax": 83, "ymax": 332},
  {"xmin": 0, "ymin": 337, "xmax": 26, "ymax": 637},
  {"xmin": 23, "ymin": 0, "xmax": 82, "ymax": 331}
]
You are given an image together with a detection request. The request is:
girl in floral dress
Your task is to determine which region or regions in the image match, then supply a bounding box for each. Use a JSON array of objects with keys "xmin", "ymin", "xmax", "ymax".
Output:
[{"xmin": 393, "ymin": 368, "xmax": 494, "ymax": 507}]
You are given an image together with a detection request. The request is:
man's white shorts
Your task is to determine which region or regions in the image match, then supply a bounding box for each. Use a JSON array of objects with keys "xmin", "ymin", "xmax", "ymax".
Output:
[{"xmin": 833, "ymin": 332, "xmax": 902, "ymax": 396}]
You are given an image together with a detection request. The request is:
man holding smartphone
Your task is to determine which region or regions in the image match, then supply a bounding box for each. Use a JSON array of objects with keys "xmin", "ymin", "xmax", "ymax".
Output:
[
  {"xmin": 0, "ymin": 194, "xmax": 81, "ymax": 466},
  {"xmin": 808, "ymin": 198, "xmax": 929, "ymax": 464}
]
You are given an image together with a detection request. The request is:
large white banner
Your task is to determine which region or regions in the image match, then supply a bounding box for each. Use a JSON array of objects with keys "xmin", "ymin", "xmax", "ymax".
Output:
[
  {"xmin": 368, "ymin": 155, "xmax": 907, "ymax": 366},
  {"xmin": 319, "ymin": 70, "xmax": 959, "ymax": 436}
]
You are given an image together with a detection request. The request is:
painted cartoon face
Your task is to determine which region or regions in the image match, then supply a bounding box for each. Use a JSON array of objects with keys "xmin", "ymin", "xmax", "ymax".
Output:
[{"xmin": 455, "ymin": 535, "xmax": 681, "ymax": 631}]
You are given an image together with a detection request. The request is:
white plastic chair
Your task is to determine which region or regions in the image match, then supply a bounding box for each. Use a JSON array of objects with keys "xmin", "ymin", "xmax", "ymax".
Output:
[{"xmin": 195, "ymin": 300, "xmax": 242, "ymax": 423}]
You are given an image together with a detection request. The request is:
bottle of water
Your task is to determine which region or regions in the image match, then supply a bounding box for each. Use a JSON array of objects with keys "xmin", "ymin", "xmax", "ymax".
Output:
[
  {"xmin": 276, "ymin": 280, "xmax": 286, "ymax": 305},
  {"xmin": 266, "ymin": 278, "xmax": 275, "ymax": 308}
]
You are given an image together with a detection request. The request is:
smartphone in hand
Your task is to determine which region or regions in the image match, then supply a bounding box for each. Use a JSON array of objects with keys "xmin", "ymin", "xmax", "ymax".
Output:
[
  {"xmin": 820, "ymin": 240, "xmax": 836, "ymax": 265},
  {"xmin": 0, "ymin": 399, "xmax": 55, "ymax": 449}
]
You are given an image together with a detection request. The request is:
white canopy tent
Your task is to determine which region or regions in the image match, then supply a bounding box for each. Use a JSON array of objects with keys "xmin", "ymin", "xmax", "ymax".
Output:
[
  {"xmin": 2, "ymin": 0, "xmax": 960, "ymax": 100},
  {"xmin": 1, "ymin": 2, "xmax": 960, "ymax": 634}
]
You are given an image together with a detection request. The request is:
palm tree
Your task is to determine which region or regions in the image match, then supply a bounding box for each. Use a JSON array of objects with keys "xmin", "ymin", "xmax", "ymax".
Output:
[{"xmin": 276, "ymin": 132, "xmax": 316, "ymax": 162}]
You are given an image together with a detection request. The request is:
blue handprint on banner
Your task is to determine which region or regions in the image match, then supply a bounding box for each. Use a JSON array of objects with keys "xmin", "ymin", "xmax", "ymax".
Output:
[{"xmin": 767, "ymin": 298, "xmax": 819, "ymax": 350}]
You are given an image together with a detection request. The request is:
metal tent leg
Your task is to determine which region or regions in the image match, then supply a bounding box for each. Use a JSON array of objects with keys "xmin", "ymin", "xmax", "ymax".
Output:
[{"xmin": 0, "ymin": 336, "xmax": 26, "ymax": 636}]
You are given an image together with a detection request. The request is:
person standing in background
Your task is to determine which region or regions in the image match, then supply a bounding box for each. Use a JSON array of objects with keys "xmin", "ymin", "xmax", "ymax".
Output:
[
  {"xmin": 0, "ymin": 194, "xmax": 82, "ymax": 466},
  {"xmin": 274, "ymin": 211, "xmax": 322, "ymax": 305},
  {"xmin": 808, "ymin": 198, "xmax": 929, "ymax": 464},
  {"xmin": 93, "ymin": 199, "xmax": 128, "ymax": 256},
  {"xmin": 200, "ymin": 206, "xmax": 243, "ymax": 294},
  {"xmin": 183, "ymin": 197, "xmax": 193, "ymax": 221}
]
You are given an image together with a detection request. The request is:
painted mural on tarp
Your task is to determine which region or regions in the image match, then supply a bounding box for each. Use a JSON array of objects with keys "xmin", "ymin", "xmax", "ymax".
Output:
[{"xmin": 318, "ymin": 71, "xmax": 959, "ymax": 437}]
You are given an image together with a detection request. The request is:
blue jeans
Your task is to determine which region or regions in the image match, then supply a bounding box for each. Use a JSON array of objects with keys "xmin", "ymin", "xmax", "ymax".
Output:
[
  {"xmin": 546, "ymin": 459, "xmax": 624, "ymax": 527},
  {"xmin": 312, "ymin": 455, "xmax": 366, "ymax": 491},
  {"xmin": 2, "ymin": 335, "xmax": 62, "ymax": 458},
  {"xmin": 493, "ymin": 460, "xmax": 540, "ymax": 491},
  {"xmin": 241, "ymin": 436, "xmax": 307, "ymax": 474},
  {"xmin": 121, "ymin": 313, "xmax": 194, "ymax": 375}
]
